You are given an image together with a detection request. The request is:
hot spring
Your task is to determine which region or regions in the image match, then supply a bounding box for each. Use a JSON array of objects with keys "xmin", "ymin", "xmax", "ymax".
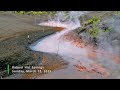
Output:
[{"xmin": 30, "ymin": 11, "xmax": 120, "ymax": 79}]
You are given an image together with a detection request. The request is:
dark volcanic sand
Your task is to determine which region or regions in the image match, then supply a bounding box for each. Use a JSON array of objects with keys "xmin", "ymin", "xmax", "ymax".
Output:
[
  {"xmin": 0, "ymin": 12, "xmax": 68, "ymax": 79},
  {"xmin": 1, "ymin": 11, "xmax": 120, "ymax": 79}
]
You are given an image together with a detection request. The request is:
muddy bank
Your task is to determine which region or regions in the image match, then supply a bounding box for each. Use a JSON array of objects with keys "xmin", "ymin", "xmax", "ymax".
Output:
[{"xmin": 0, "ymin": 12, "xmax": 68, "ymax": 78}]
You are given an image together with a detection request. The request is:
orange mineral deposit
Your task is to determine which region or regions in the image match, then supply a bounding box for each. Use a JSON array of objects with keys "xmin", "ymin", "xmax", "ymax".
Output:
[{"xmin": 54, "ymin": 27, "xmax": 65, "ymax": 31}]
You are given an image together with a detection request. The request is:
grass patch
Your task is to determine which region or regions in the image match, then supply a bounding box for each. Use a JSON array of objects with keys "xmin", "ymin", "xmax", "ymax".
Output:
[
  {"xmin": 116, "ymin": 11, "xmax": 120, "ymax": 16},
  {"xmin": 13, "ymin": 11, "xmax": 56, "ymax": 16},
  {"xmin": 84, "ymin": 16, "xmax": 112, "ymax": 38}
]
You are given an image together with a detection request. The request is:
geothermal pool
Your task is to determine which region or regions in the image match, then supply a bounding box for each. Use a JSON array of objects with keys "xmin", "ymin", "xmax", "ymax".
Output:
[
  {"xmin": 29, "ymin": 20, "xmax": 120, "ymax": 79},
  {"xmin": 30, "ymin": 21, "xmax": 91, "ymax": 65},
  {"xmin": 29, "ymin": 12, "xmax": 120, "ymax": 79}
]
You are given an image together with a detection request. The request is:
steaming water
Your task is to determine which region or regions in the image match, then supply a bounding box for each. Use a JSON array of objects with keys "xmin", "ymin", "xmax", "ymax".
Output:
[
  {"xmin": 30, "ymin": 11, "xmax": 93, "ymax": 65},
  {"xmin": 30, "ymin": 11, "xmax": 104, "ymax": 79},
  {"xmin": 29, "ymin": 11, "xmax": 120, "ymax": 79},
  {"xmin": 30, "ymin": 12, "xmax": 104, "ymax": 78}
]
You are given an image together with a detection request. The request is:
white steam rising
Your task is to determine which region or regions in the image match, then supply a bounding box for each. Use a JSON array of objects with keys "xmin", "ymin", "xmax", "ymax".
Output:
[
  {"xmin": 31, "ymin": 11, "xmax": 88, "ymax": 65},
  {"xmin": 30, "ymin": 12, "xmax": 120, "ymax": 78}
]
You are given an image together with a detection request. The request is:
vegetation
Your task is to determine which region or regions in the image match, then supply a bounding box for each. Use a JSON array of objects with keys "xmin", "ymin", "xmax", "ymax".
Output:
[
  {"xmin": 84, "ymin": 16, "xmax": 101, "ymax": 26},
  {"xmin": 0, "ymin": 11, "xmax": 4, "ymax": 13},
  {"xmin": 116, "ymin": 11, "xmax": 120, "ymax": 16},
  {"xmin": 104, "ymin": 25, "xmax": 112, "ymax": 32},
  {"xmin": 84, "ymin": 16, "xmax": 101, "ymax": 37},
  {"xmin": 84, "ymin": 16, "xmax": 112, "ymax": 37},
  {"xmin": 13, "ymin": 11, "xmax": 56, "ymax": 16}
]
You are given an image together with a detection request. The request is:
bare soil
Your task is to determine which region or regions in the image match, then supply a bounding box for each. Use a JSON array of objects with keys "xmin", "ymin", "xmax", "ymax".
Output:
[{"xmin": 0, "ymin": 12, "xmax": 68, "ymax": 78}]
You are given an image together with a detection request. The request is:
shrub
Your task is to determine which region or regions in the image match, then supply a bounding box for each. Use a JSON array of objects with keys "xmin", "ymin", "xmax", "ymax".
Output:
[{"xmin": 85, "ymin": 16, "xmax": 112, "ymax": 38}]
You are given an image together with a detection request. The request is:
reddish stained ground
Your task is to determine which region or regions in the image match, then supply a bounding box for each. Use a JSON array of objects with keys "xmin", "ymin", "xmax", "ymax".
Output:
[
  {"xmin": 54, "ymin": 27, "xmax": 65, "ymax": 31},
  {"xmin": 60, "ymin": 31, "xmax": 120, "ymax": 63},
  {"xmin": 113, "ymin": 56, "xmax": 120, "ymax": 64},
  {"xmin": 59, "ymin": 31, "xmax": 120, "ymax": 76},
  {"xmin": 74, "ymin": 63, "xmax": 110, "ymax": 77}
]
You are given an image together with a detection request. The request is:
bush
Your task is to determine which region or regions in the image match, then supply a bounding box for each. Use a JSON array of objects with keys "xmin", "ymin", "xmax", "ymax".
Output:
[{"xmin": 84, "ymin": 16, "xmax": 112, "ymax": 38}]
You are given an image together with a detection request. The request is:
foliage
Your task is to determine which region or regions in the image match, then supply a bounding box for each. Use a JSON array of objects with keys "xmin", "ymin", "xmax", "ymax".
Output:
[
  {"xmin": 104, "ymin": 25, "xmax": 112, "ymax": 32},
  {"xmin": 84, "ymin": 16, "xmax": 101, "ymax": 26},
  {"xmin": 84, "ymin": 16, "xmax": 101, "ymax": 37},
  {"xmin": 85, "ymin": 16, "xmax": 112, "ymax": 38},
  {"xmin": 116, "ymin": 11, "xmax": 120, "ymax": 16},
  {"xmin": 0, "ymin": 11, "xmax": 4, "ymax": 13},
  {"xmin": 13, "ymin": 11, "xmax": 56, "ymax": 16},
  {"xmin": 89, "ymin": 27, "xmax": 101, "ymax": 37}
]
